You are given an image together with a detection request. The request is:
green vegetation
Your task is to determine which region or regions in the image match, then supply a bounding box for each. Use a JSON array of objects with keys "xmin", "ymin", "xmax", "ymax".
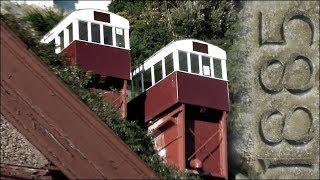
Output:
[
  {"xmin": 1, "ymin": 1, "xmax": 243, "ymax": 178},
  {"xmin": 23, "ymin": 6, "xmax": 65, "ymax": 36},
  {"xmin": 109, "ymin": 0, "xmax": 239, "ymax": 67}
]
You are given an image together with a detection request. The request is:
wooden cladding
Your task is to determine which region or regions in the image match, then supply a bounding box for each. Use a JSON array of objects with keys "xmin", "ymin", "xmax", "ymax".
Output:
[
  {"xmin": 94, "ymin": 11, "xmax": 110, "ymax": 23},
  {"xmin": 193, "ymin": 42, "xmax": 208, "ymax": 54}
]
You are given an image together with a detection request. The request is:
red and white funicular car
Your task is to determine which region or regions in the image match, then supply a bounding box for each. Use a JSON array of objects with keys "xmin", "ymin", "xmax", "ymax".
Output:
[
  {"xmin": 128, "ymin": 39, "xmax": 229, "ymax": 179},
  {"xmin": 41, "ymin": 9, "xmax": 132, "ymax": 117}
]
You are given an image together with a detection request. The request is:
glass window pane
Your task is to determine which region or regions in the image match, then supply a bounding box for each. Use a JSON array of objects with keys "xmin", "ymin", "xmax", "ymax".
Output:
[
  {"xmin": 190, "ymin": 53, "xmax": 199, "ymax": 74},
  {"xmin": 91, "ymin": 23, "xmax": 100, "ymax": 43},
  {"xmin": 154, "ymin": 61, "xmax": 163, "ymax": 83},
  {"xmin": 67, "ymin": 24, "xmax": 73, "ymax": 43},
  {"xmin": 103, "ymin": 26, "xmax": 112, "ymax": 45},
  {"xmin": 143, "ymin": 68, "xmax": 152, "ymax": 90},
  {"xmin": 132, "ymin": 74, "xmax": 142, "ymax": 97},
  {"xmin": 165, "ymin": 53, "xmax": 174, "ymax": 76},
  {"xmin": 202, "ymin": 56, "xmax": 211, "ymax": 76},
  {"xmin": 59, "ymin": 31, "xmax": 64, "ymax": 49},
  {"xmin": 116, "ymin": 28, "xmax": 125, "ymax": 48},
  {"xmin": 178, "ymin": 51, "xmax": 188, "ymax": 72},
  {"xmin": 213, "ymin": 59, "xmax": 222, "ymax": 78},
  {"xmin": 79, "ymin": 21, "xmax": 88, "ymax": 41}
]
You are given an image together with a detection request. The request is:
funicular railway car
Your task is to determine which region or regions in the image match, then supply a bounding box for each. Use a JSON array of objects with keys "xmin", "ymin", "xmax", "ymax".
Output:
[
  {"xmin": 128, "ymin": 39, "xmax": 229, "ymax": 179},
  {"xmin": 41, "ymin": 9, "xmax": 131, "ymax": 117}
]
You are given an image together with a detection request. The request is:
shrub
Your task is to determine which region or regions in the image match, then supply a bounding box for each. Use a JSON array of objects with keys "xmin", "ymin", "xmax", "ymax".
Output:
[{"xmin": 22, "ymin": 6, "xmax": 65, "ymax": 36}]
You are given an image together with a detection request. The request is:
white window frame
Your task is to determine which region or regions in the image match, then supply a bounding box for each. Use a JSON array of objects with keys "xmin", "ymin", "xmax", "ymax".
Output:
[
  {"xmin": 112, "ymin": 27, "xmax": 116, "ymax": 47},
  {"xmin": 73, "ymin": 20, "xmax": 79, "ymax": 40},
  {"xmin": 199, "ymin": 55, "xmax": 203, "ymax": 75},
  {"xmin": 124, "ymin": 27, "xmax": 130, "ymax": 49},
  {"xmin": 151, "ymin": 66, "xmax": 155, "ymax": 85},
  {"xmin": 100, "ymin": 24, "xmax": 104, "ymax": 44},
  {"xmin": 64, "ymin": 28, "xmax": 69, "ymax": 47},
  {"xmin": 210, "ymin": 57, "xmax": 214, "ymax": 78},
  {"xmin": 87, "ymin": 22, "xmax": 92, "ymax": 42},
  {"xmin": 221, "ymin": 59, "xmax": 228, "ymax": 80},
  {"xmin": 173, "ymin": 50, "xmax": 179, "ymax": 71},
  {"xmin": 187, "ymin": 52, "xmax": 191, "ymax": 73},
  {"xmin": 161, "ymin": 59, "xmax": 166, "ymax": 79}
]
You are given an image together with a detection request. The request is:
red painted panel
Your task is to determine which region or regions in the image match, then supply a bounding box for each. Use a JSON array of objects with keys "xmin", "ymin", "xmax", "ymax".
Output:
[
  {"xmin": 177, "ymin": 72, "xmax": 229, "ymax": 112},
  {"xmin": 62, "ymin": 41, "xmax": 131, "ymax": 80},
  {"xmin": 195, "ymin": 121, "xmax": 221, "ymax": 173},
  {"xmin": 127, "ymin": 73, "xmax": 178, "ymax": 121},
  {"xmin": 185, "ymin": 105, "xmax": 226, "ymax": 178},
  {"xmin": 128, "ymin": 71, "xmax": 229, "ymax": 122},
  {"xmin": 149, "ymin": 104, "xmax": 228, "ymax": 178},
  {"xmin": 148, "ymin": 105, "xmax": 186, "ymax": 170},
  {"xmin": 62, "ymin": 41, "xmax": 76, "ymax": 65},
  {"xmin": 161, "ymin": 120, "xmax": 179, "ymax": 167}
]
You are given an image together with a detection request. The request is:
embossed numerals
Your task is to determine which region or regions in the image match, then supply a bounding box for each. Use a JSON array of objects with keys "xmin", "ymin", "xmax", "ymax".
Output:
[
  {"xmin": 259, "ymin": 55, "xmax": 313, "ymax": 94},
  {"xmin": 260, "ymin": 107, "xmax": 314, "ymax": 145},
  {"xmin": 253, "ymin": 4, "xmax": 317, "ymax": 178},
  {"xmin": 258, "ymin": 11, "xmax": 315, "ymax": 94},
  {"xmin": 258, "ymin": 10, "xmax": 315, "ymax": 145},
  {"xmin": 258, "ymin": 11, "xmax": 316, "ymax": 146},
  {"xmin": 259, "ymin": 11, "xmax": 314, "ymax": 46}
]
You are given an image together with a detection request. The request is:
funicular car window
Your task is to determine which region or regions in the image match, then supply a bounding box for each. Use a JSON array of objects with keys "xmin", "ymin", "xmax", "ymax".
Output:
[
  {"xmin": 91, "ymin": 23, "xmax": 100, "ymax": 43},
  {"xmin": 79, "ymin": 21, "xmax": 88, "ymax": 41},
  {"xmin": 116, "ymin": 28, "xmax": 125, "ymax": 48},
  {"xmin": 213, "ymin": 58, "xmax": 222, "ymax": 79},
  {"xmin": 190, "ymin": 53, "xmax": 200, "ymax": 74},
  {"xmin": 67, "ymin": 24, "xmax": 73, "ymax": 43},
  {"xmin": 103, "ymin": 25, "xmax": 113, "ymax": 45},
  {"xmin": 59, "ymin": 31, "xmax": 64, "ymax": 48},
  {"xmin": 165, "ymin": 53, "xmax": 174, "ymax": 76},
  {"xmin": 154, "ymin": 61, "xmax": 163, "ymax": 83},
  {"xmin": 202, "ymin": 56, "xmax": 211, "ymax": 76},
  {"xmin": 143, "ymin": 68, "xmax": 152, "ymax": 90},
  {"xmin": 132, "ymin": 74, "xmax": 142, "ymax": 96},
  {"xmin": 178, "ymin": 51, "xmax": 188, "ymax": 72}
]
